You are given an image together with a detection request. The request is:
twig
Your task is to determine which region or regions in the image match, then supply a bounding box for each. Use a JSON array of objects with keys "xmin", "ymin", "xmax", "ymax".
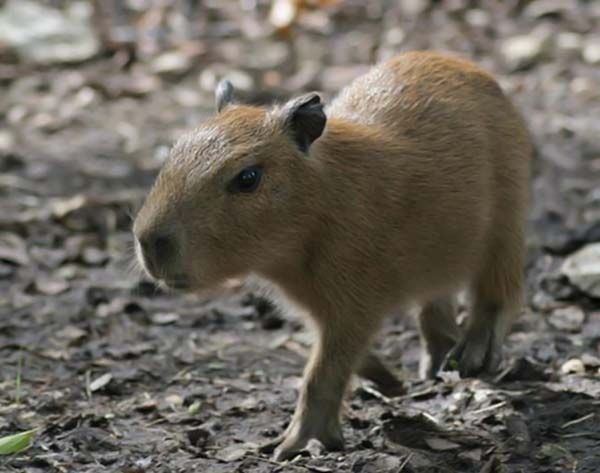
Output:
[
  {"xmin": 420, "ymin": 411, "xmax": 441, "ymax": 426},
  {"xmin": 493, "ymin": 365, "xmax": 512, "ymax": 383},
  {"xmin": 85, "ymin": 369, "xmax": 92, "ymax": 400},
  {"xmin": 399, "ymin": 452, "xmax": 413, "ymax": 472},
  {"xmin": 470, "ymin": 401, "xmax": 506, "ymax": 415},
  {"xmin": 561, "ymin": 431, "xmax": 596, "ymax": 439},
  {"xmin": 561, "ymin": 413, "xmax": 595, "ymax": 429},
  {"xmin": 398, "ymin": 385, "xmax": 438, "ymax": 400},
  {"xmin": 359, "ymin": 384, "xmax": 393, "ymax": 404},
  {"xmin": 15, "ymin": 349, "xmax": 23, "ymax": 405},
  {"xmin": 245, "ymin": 454, "xmax": 307, "ymax": 471}
]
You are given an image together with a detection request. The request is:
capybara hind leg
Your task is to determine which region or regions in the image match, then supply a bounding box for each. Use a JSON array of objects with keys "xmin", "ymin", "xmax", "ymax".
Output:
[
  {"xmin": 418, "ymin": 296, "xmax": 460, "ymax": 379},
  {"xmin": 445, "ymin": 243, "xmax": 524, "ymax": 377},
  {"xmin": 445, "ymin": 299, "xmax": 508, "ymax": 377}
]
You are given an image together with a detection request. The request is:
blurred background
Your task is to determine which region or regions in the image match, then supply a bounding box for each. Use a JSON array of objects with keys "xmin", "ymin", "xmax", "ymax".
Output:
[{"xmin": 1, "ymin": 1, "xmax": 599, "ymax": 472}]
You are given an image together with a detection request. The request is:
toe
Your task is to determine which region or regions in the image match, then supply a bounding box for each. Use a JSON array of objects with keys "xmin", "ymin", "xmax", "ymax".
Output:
[
  {"xmin": 443, "ymin": 329, "xmax": 503, "ymax": 378},
  {"xmin": 273, "ymin": 436, "xmax": 308, "ymax": 461},
  {"xmin": 483, "ymin": 344, "xmax": 503, "ymax": 374},
  {"xmin": 272, "ymin": 423, "xmax": 344, "ymax": 461},
  {"xmin": 258, "ymin": 434, "xmax": 285, "ymax": 455},
  {"xmin": 319, "ymin": 426, "xmax": 344, "ymax": 451},
  {"xmin": 457, "ymin": 341, "xmax": 489, "ymax": 377}
]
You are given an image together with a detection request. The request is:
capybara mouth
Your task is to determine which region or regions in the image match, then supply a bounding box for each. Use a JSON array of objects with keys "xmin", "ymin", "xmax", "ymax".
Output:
[{"xmin": 161, "ymin": 275, "xmax": 191, "ymax": 291}]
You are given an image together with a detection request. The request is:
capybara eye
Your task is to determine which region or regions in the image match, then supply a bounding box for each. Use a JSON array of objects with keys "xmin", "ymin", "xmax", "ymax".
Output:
[{"xmin": 230, "ymin": 166, "xmax": 263, "ymax": 193}]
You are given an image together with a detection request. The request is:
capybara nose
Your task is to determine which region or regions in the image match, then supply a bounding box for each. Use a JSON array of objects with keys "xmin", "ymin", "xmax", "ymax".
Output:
[{"xmin": 136, "ymin": 231, "xmax": 174, "ymax": 276}]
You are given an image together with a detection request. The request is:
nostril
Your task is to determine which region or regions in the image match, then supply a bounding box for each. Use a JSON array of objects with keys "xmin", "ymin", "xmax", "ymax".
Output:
[
  {"xmin": 137, "ymin": 232, "xmax": 173, "ymax": 261},
  {"xmin": 154, "ymin": 235, "xmax": 171, "ymax": 255}
]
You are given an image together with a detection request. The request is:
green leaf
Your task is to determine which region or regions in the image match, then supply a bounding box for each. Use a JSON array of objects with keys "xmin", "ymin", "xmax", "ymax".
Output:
[{"xmin": 0, "ymin": 429, "xmax": 37, "ymax": 455}]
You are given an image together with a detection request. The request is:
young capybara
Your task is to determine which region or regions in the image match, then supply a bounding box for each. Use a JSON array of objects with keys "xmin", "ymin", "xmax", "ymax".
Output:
[{"xmin": 133, "ymin": 51, "xmax": 531, "ymax": 460}]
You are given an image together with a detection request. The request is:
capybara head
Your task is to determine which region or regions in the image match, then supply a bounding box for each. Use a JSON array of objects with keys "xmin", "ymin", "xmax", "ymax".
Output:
[{"xmin": 133, "ymin": 81, "xmax": 326, "ymax": 290}]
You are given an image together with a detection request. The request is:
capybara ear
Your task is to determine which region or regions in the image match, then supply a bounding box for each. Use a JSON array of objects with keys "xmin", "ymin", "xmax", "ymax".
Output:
[
  {"xmin": 215, "ymin": 79, "xmax": 235, "ymax": 113},
  {"xmin": 280, "ymin": 93, "xmax": 327, "ymax": 152}
]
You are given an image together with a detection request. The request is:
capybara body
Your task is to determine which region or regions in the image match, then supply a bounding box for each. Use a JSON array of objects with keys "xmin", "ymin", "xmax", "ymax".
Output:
[{"xmin": 133, "ymin": 51, "xmax": 531, "ymax": 460}]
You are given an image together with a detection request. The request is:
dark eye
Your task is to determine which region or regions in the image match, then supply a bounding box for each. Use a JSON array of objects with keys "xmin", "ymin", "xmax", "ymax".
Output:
[{"xmin": 229, "ymin": 166, "xmax": 263, "ymax": 193}]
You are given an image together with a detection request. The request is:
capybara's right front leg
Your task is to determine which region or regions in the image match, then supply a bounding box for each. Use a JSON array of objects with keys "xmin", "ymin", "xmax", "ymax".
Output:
[{"xmin": 271, "ymin": 316, "xmax": 377, "ymax": 461}]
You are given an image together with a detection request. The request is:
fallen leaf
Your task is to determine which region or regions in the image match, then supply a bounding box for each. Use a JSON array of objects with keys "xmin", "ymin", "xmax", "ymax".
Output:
[
  {"xmin": 424, "ymin": 437, "xmax": 460, "ymax": 451},
  {"xmin": 34, "ymin": 276, "xmax": 69, "ymax": 295},
  {"xmin": 165, "ymin": 394, "xmax": 184, "ymax": 408},
  {"xmin": 0, "ymin": 232, "xmax": 29, "ymax": 265},
  {"xmin": 459, "ymin": 448, "xmax": 482, "ymax": 462},
  {"xmin": 561, "ymin": 358, "xmax": 585, "ymax": 374},
  {"xmin": 215, "ymin": 444, "xmax": 248, "ymax": 462},
  {"xmin": 89, "ymin": 373, "xmax": 112, "ymax": 392},
  {"xmin": 136, "ymin": 399, "xmax": 158, "ymax": 413},
  {"xmin": 0, "ymin": 429, "xmax": 37, "ymax": 455},
  {"xmin": 55, "ymin": 325, "xmax": 87, "ymax": 342},
  {"xmin": 151, "ymin": 312, "xmax": 180, "ymax": 325}
]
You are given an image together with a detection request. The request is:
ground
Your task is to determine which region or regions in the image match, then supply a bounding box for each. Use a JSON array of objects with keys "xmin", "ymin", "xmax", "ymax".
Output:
[{"xmin": 1, "ymin": 1, "xmax": 599, "ymax": 472}]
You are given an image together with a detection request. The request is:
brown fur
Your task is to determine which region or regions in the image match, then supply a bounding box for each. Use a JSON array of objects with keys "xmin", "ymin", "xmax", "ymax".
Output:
[{"xmin": 133, "ymin": 51, "xmax": 531, "ymax": 460}]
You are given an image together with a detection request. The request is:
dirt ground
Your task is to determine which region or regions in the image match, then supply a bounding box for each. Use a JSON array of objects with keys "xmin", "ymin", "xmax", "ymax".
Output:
[{"xmin": 1, "ymin": 1, "xmax": 599, "ymax": 472}]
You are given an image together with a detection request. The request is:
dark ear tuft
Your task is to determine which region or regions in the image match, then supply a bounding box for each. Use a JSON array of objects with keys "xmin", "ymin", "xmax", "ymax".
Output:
[
  {"xmin": 283, "ymin": 93, "xmax": 326, "ymax": 152},
  {"xmin": 215, "ymin": 79, "xmax": 235, "ymax": 113}
]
